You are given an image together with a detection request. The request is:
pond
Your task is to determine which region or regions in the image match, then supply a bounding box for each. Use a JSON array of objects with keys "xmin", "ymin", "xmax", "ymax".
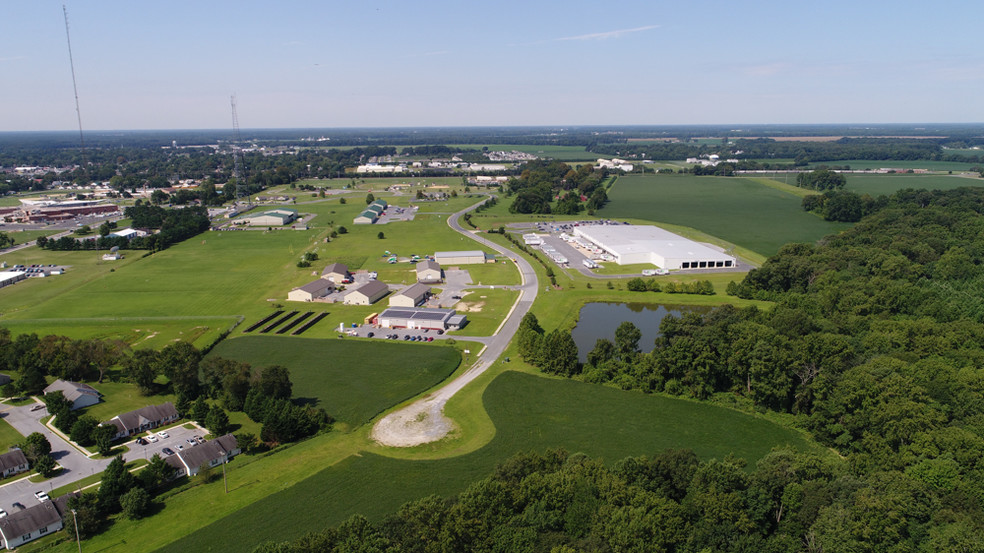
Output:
[{"xmin": 571, "ymin": 302, "xmax": 711, "ymax": 362}]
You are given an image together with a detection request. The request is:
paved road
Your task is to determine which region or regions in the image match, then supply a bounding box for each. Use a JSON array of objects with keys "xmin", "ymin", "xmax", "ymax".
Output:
[
  {"xmin": 0, "ymin": 400, "xmax": 205, "ymax": 510},
  {"xmin": 371, "ymin": 196, "xmax": 539, "ymax": 447}
]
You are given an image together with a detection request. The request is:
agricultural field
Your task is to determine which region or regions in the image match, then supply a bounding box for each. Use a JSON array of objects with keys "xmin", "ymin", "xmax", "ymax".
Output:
[
  {"xmin": 207, "ymin": 336, "xmax": 461, "ymax": 429},
  {"xmin": 844, "ymin": 173, "xmax": 984, "ymax": 196},
  {"xmin": 156, "ymin": 370, "xmax": 825, "ymax": 553},
  {"xmin": 806, "ymin": 159, "xmax": 980, "ymax": 171},
  {"xmin": 598, "ymin": 174, "xmax": 852, "ymax": 257}
]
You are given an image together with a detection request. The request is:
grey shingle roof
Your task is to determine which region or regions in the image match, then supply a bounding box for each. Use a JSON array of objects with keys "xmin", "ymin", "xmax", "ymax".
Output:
[
  {"xmin": 0, "ymin": 449, "xmax": 28, "ymax": 473},
  {"xmin": 106, "ymin": 402, "xmax": 178, "ymax": 434},
  {"xmin": 43, "ymin": 380, "xmax": 100, "ymax": 404},
  {"xmin": 0, "ymin": 500, "xmax": 60, "ymax": 542}
]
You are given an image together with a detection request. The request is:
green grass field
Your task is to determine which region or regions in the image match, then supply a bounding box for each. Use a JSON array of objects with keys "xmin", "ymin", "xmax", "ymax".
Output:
[
  {"xmin": 206, "ymin": 336, "xmax": 461, "ymax": 428},
  {"xmin": 0, "ymin": 414, "xmax": 24, "ymax": 452},
  {"xmin": 844, "ymin": 173, "xmax": 984, "ymax": 196},
  {"xmin": 598, "ymin": 174, "xmax": 851, "ymax": 257},
  {"xmin": 157, "ymin": 370, "xmax": 823, "ymax": 553}
]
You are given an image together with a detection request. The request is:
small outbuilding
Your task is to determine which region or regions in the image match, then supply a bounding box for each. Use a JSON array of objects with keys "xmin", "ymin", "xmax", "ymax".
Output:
[
  {"xmin": 287, "ymin": 279, "xmax": 334, "ymax": 302},
  {"xmin": 388, "ymin": 283, "xmax": 431, "ymax": 308},
  {"xmin": 43, "ymin": 380, "xmax": 101, "ymax": 410},
  {"xmin": 344, "ymin": 280, "xmax": 390, "ymax": 305},
  {"xmin": 415, "ymin": 260, "xmax": 442, "ymax": 283},
  {"xmin": 434, "ymin": 250, "xmax": 488, "ymax": 265}
]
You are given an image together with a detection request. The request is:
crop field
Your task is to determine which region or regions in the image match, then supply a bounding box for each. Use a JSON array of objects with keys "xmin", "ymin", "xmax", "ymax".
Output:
[
  {"xmin": 158, "ymin": 370, "xmax": 823, "ymax": 553},
  {"xmin": 599, "ymin": 174, "xmax": 851, "ymax": 257},
  {"xmin": 844, "ymin": 173, "xmax": 984, "ymax": 196},
  {"xmin": 206, "ymin": 336, "xmax": 461, "ymax": 428},
  {"xmin": 806, "ymin": 159, "xmax": 980, "ymax": 171}
]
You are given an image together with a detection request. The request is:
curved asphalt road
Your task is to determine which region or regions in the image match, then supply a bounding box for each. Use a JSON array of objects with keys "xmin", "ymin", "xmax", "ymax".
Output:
[{"xmin": 371, "ymin": 197, "xmax": 539, "ymax": 447}]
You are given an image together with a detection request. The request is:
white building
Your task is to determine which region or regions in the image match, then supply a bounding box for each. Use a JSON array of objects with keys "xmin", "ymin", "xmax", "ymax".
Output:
[
  {"xmin": 344, "ymin": 280, "xmax": 390, "ymax": 305},
  {"xmin": 288, "ymin": 279, "xmax": 335, "ymax": 302},
  {"xmin": 572, "ymin": 225, "xmax": 735, "ymax": 270},
  {"xmin": 434, "ymin": 250, "xmax": 488, "ymax": 265},
  {"xmin": 388, "ymin": 283, "xmax": 431, "ymax": 308}
]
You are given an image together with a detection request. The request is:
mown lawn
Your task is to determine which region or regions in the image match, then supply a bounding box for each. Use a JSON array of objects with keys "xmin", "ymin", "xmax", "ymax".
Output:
[
  {"xmin": 155, "ymin": 371, "xmax": 824, "ymax": 553},
  {"xmin": 0, "ymin": 414, "xmax": 25, "ymax": 451},
  {"xmin": 598, "ymin": 174, "xmax": 851, "ymax": 257},
  {"xmin": 206, "ymin": 336, "xmax": 461, "ymax": 428}
]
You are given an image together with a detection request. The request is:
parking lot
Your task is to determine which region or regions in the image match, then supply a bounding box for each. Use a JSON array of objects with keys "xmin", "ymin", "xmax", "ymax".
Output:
[
  {"xmin": 128, "ymin": 423, "xmax": 208, "ymax": 461},
  {"xmin": 375, "ymin": 205, "xmax": 418, "ymax": 224}
]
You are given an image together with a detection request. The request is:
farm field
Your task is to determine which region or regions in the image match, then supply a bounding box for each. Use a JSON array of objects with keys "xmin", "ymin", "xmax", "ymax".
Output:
[
  {"xmin": 598, "ymin": 174, "xmax": 851, "ymax": 257},
  {"xmin": 844, "ymin": 173, "xmax": 983, "ymax": 196},
  {"xmin": 206, "ymin": 336, "xmax": 461, "ymax": 428},
  {"xmin": 157, "ymin": 370, "xmax": 825, "ymax": 553},
  {"xmin": 806, "ymin": 159, "xmax": 980, "ymax": 171}
]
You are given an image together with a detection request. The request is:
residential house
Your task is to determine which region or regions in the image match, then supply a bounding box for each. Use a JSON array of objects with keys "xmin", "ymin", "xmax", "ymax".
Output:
[
  {"xmin": 0, "ymin": 449, "xmax": 29, "ymax": 478},
  {"xmin": 43, "ymin": 380, "xmax": 100, "ymax": 410},
  {"xmin": 103, "ymin": 402, "xmax": 179, "ymax": 441},
  {"xmin": 164, "ymin": 434, "xmax": 240, "ymax": 477},
  {"xmin": 0, "ymin": 493, "xmax": 76, "ymax": 550}
]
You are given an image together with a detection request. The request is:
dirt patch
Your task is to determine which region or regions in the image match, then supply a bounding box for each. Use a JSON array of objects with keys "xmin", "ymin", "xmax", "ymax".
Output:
[{"xmin": 456, "ymin": 301, "xmax": 484, "ymax": 312}]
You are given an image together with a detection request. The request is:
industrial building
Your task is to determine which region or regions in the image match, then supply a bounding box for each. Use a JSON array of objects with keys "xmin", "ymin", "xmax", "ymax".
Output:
[
  {"xmin": 344, "ymin": 280, "xmax": 390, "ymax": 305},
  {"xmin": 434, "ymin": 250, "xmax": 488, "ymax": 265},
  {"xmin": 389, "ymin": 283, "xmax": 431, "ymax": 307},
  {"xmin": 572, "ymin": 224, "xmax": 735, "ymax": 270},
  {"xmin": 237, "ymin": 208, "xmax": 298, "ymax": 226},
  {"xmin": 415, "ymin": 260, "xmax": 442, "ymax": 283},
  {"xmin": 354, "ymin": 199, "xmax": 388, "ymax": 224},
  {"xmin": 287, "ymin": 278, "xmax": 334, "ymax": 302},
  {"xmin": 0, "ymin": 271, "xmax": 26, "ymax": 289},
  {"xmin": 376, "ymin": 307, "xmax": 468, "ymax": 331}
]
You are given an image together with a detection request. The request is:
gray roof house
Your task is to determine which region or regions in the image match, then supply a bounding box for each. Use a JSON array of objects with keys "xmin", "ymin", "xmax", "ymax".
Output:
[
  {"xmin": 321, "ymin": 263, "xmax": 350, "ymax": 283},
  {"xmin": 164, "ymin": 434, "xmax": 240, "ymax": 477},
  {"xmin": 0, "ymin": 449, "xmax": 29, "ymax": 478},
  {"xmin": 287, "ymin": 278, "xmax": 334, "ymax": 302},
  {"xmin": 388, "ymin": 283, "xmax": 431, "ymax": 308},
  {"xmin": 103, "ymin": 402, "xmax": 180, "ymax": 441},
  {"xmin": 43, "ymin": 380, "xmax": 100, "ymax": 410},
  {"xmin": 0, "ymin": 493, "xmax": 77, "ymax": 550}
]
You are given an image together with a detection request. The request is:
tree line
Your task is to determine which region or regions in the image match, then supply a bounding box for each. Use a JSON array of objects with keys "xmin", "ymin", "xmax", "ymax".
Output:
[{"xmin": 37, "ymin": 204, "xmax": 210, "ymax": 252}]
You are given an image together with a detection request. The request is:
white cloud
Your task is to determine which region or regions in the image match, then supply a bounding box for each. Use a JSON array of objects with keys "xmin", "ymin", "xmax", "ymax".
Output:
[{"xmin": 555, "ymin": 25, "xmax": 659, "ymax": 42}]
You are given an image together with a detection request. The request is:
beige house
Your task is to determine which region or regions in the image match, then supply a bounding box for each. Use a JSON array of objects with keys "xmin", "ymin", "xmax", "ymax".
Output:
[
  {"xmin": 344, "ymin": 280, "xmax": 390, "ymax": 305},
  {"xmin": 287, "ymin": 279, "xmax": 334, "ymax": 302},
  {"xmin": 388, "ymin": 283, "xmax": 431, "ymax": 308},
  {"xmin": 415, "ymin": 260, "xmax": 442, "ymax": 283},
  {"xmin": 321, "ymin": 263, "xmax": 350, "ymax": 283}
]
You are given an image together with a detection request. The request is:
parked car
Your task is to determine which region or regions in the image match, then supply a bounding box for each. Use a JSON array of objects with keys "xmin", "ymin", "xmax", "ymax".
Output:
[
  {"xmin": 193, "ymin": 435, "xmax": 204, "ymax": 444},
  {"xmin": 146, "ymin": 434, "xmax": 159, "ymax": 443},
  {"xmin": 136, "ymin": 437, "xmax": 147, "ymax": 445},
  {"xmin": 187, "ymin": 438, "xmax": 197, "ymax": 446},
  {"xmin": 162, "ymin": 447, "xmax": 175, "ymax": 456},
  {"xmin": 157, "ymin": 431, "xmax": 169, "ymax": 439},
  {"xmin": 30, "ymin": 404, "xmax": 44, "ymax": 411},
  {"xmin": 34, "ymin": 491, "xmax": 49, "ymax": 502},
  {"xmin": 0, "ymin": 509, "xmax": 7, "ymax": 518},
  {"xmin": 367, "ymin": 332, "xmax": 374, "ymax": 338}
]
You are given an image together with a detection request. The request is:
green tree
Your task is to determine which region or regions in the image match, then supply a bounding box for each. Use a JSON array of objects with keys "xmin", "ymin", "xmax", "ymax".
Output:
[
  {"xmin": 190, "ymin": 395, "xmax": 211, "ymax": 422},
  {"xmin": 205, "ymin": 405, "xmax": 231, "ymax": 436},
  {"xmin": 257, "ymin": 365, "xmax": 292, "ymax": 400},
  {"xmin": 65, "ymin": 493, "xmax": 102, "ymax": 539},
  {"xmin": 614, "ymin": 321, "xmax": 642, "ymax": 361},
  {"xmin": 92, "ymin": 424, "xmax": 116, "ymax": 456},
  {"xmin": 366, "ymin": 193, "xmax": 375, "ymax": 204},
  {"xmin": 377, "ymin": 231, "xmax": 385, "ymax": 239},
  {"xmin": 70, "ymin": 415, "xmax": 98, "ymax": 446},
  {"xmin": 20, "ymin": 432, "xmax": 52, "ymax": 463},
  {"xmin": 122, "ymin": 349, "xmax": 159, "ymax": 395},
  {"xmin": 158, "ymin": 341, "xmax": 201, "ymax": 398},
  {"xmin": 33, "ymin": 453, "xmax": 57, "ymax": 477},
  {"xmin": 98, "ymin": 455, "xmax": 134, "ymax": 514},
  {"xmin": 120, "ymin": 487, "xmax": 151, "ymax": 520},
  {"xmin": 796, "ymin": 169, "xmax": 846, "ymax": 191},
  {"xmin": 541, "ymin": 330, "xmax": 581, "ymax": 376},
  {"xmin": 140, "ymin": 454, "xmax": 172, "ymax": 490}
]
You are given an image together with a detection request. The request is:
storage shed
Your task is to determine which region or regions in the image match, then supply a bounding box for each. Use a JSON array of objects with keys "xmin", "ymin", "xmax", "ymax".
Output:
[
  {"xmin": 434, "ymin": 250, "xmax": 488, "ymax": 265},
  {"xmin": 344, "ymin": 280, "xmax": 390, "ymax": 305},
  {"xmin": 415, "ymin": 260, "xmax": 442, "ymax": 283},
  {"xmin": 288, "ymin": 279, "xmax": 334, "ymax": 302},
  {"xmin": 388, "ymin": 283, "xmax": 431, "ymax": 308}
]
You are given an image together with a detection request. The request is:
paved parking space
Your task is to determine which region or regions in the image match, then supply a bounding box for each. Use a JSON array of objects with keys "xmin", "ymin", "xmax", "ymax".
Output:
[{"xmin": 129, "ymin": 422, "xmax": 207, "ymax": 461}]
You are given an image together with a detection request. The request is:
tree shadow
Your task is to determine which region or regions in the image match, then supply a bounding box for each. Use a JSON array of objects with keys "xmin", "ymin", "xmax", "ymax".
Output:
[{"xmin": 293, "ymin": 396, "xmax": 320, "ymax": 408}]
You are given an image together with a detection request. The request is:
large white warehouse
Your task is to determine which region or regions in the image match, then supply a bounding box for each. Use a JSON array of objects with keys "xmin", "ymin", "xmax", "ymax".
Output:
[{"xmin": 572, "ymin": 225, "xmax": 735, "ymax": 270}]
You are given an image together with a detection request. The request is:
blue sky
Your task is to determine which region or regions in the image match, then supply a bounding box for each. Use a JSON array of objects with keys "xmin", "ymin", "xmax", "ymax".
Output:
[{"xmin": 3, "ymin": 0, "xmax": 983, "ymax": 130}]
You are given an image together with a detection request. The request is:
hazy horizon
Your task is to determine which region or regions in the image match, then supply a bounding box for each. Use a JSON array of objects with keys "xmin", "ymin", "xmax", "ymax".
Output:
[{"xmin": 5, "ymin": 1, "xmax": 983, "ymax": 132}]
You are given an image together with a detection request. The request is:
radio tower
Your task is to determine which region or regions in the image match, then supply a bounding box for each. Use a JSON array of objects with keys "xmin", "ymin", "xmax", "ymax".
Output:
[
  {"xmin": 63, "ymin": 5, "xmax": 87, "ymax": 182},
  {"xmin": 230, "ymin": 95, "xmax": 249, "ymax": 205}
]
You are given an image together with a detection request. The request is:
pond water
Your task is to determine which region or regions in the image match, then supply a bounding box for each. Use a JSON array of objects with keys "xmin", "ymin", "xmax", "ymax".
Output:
[{"xmin": 571, "ymin": 302, "xmax": 711, "ymax": 362}]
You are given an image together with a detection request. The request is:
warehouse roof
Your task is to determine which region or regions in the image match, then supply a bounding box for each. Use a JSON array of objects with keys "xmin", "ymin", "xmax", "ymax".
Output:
[
  {"xmin": 351, "ymin": 280, "xmax": 389, "ymax": 297},
  {"xmin": 574, "ymin": 224, "xmax": 733, "ymax": 261},
  {"xmin": 434, "ymin": 250, "xmax": 485, "ymax": 258},
  {"xmin": 393, "ymin": 282, "xmax": 430, "ymax": 299}
]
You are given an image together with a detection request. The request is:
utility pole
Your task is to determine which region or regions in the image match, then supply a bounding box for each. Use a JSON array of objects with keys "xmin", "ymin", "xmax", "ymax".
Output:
[
  {"xmin": 223, "ymin": 459, "xmax": 228, "ymax": 493},
  {"xmin": 71, "ymin": 509, "xmax": 82, "ymax": 553}
]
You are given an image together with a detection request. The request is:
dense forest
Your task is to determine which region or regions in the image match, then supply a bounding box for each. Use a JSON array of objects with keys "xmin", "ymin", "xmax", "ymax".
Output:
[
  {"xmin": 260, "ymin": 187, "xmax": 984, "ymax": 552},
  {"xmin": 506, "ymin": 160, "xmax": 609, "ymax": 215}
]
